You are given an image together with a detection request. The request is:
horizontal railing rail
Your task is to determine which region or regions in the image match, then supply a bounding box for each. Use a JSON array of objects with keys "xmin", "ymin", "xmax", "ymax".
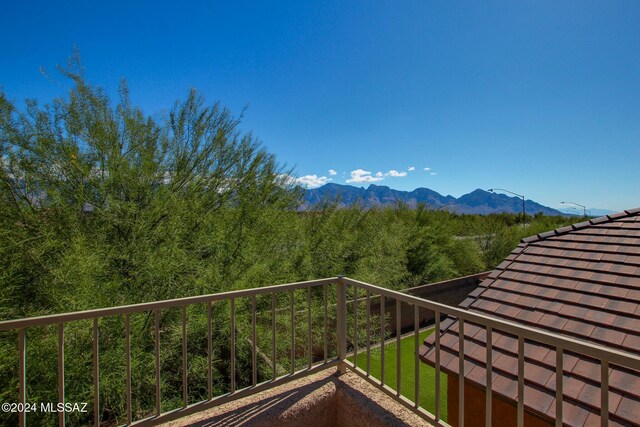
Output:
[
  {"xmin": 1, "ymin": 277, "xmax": 340, "ymax": 427},
  {"xmin": 341, "ymin": 277, "xmax": 640, "ymax": 370},
  {"xmin": 2, "ymin": 276, "xmax": 638, "ymax": 427},
  {"xmin": 0, "ymin": 278, "xmax": 337, "ymax": 331}
]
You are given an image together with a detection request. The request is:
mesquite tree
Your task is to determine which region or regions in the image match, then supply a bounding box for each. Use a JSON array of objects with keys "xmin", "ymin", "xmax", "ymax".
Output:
[{"xmin": 0, "ymin": 59, "xmax": 299, "ymax": 317}]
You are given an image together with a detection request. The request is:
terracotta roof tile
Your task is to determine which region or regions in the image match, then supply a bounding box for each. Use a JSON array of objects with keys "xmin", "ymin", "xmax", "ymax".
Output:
[
  {"xmin": 518, "ymin": 308, "xmax": 544, "ymax": 324},
  {"xmin": 555, "ymin": 289, "xmax": 583, "ymax": 303},
  {"xmin": 486, "ymin": 270, "xmax": 501, "ymax": 279},
  {"xmin": 542, "ymin": 350, "xmax": 580, "ymax": 372},
  {"xmin": 594, "ymin": 256, "xmax": 619, "ymax": 266},
  {"xmin": 533, "ymin": 285, "xmax": 560, "ymax": 298},
  {"xmin": 590, "ymin": 326, "xmax": 627, "ymax": 346},
  {"xmin": 496, "ymin": 304, "xmax": 522, "ymax": 318},
  {"xmin": 525, "ymin": 341, "xmax": 552, "ymax": 361},
  {"xmin": 582, "ymin": 411, "xmax": 603, "ymax": 427},
  {"xmin": 604, "ymin": 299, "xmax": 637, "ymax": 316},
  {"xmin": 554, "ymin": 278, "xmax": 580, "ymax": 290},
  {"xmin": 419, "ymin": 208, "xmax": 640, "ymax": 426},
  {"xmin": 459, "ymin": 297, "xmax": 475, "ymax": 308},
  {"xmin": 614, "ymin": 275, "xmax": 636, "ymax": 287},
  {"xmin": 538, "ymin": 313, "xmax": 569, "ymax": 330},
  {"xmin": 625, "ymin": 289, "xmax": 640, "ymax": 301},
  {"xmin": 466, "ymin": 363, "xmax": 492, "ymax": 386},
  {"xmin": 493, "ymin": 373, "xmax": 519, "ymax": 399},
  {"xmin": 556, "ymin": 225, "xmax": 576, "ymax": 234},
  {"xmin": 574, "ymin": 281, "xmax": 603, "ymax": 293},
  {"xmin": 595, "ymin": 285, "xmax": 628, "ymax": 298},
  {"xmin": 578, "ymin": 294, "xmax": 609, "ymax": 309},
  {"xmin": 559, "ymin": 400, "xmax": 591, "ymax": 426},
  {"xmin": 465, "ymin": 322, "xmax": 483, "ymax": 338},
  {"xmin": 608, "ymin": 212, "xmax": 629, "ymax": 220},
  {"xmin": 582, "ymin": 308, "xmax": 617, "ymax": 325},
  {"xmin": 550, "ymin": 374, "xmax": 587, "ymax": 400},
  {"xmin": 563, "ymin": 319, "xmax": 596, "ymax": 338},
  {"xmin": 573, "ymin": 220, "xmax": 592, "ymax": 230},
  {"xmin": 614, "ymin": 316, "xmax": 640, "ymax": 331},
  {"xmin": 493, "ymin": 351, "xmax": 519, "ymax": 373},
  {"xmin": 526, "ymin": 385, "xmax": 556, "ymax": 415},
  {"xmin": 608, "ymin": 264, "xmax": 638, "ymax": 275},
  {"xmin": 496, "ymin": 260, "xmax": 512, "ymax": 270},
  {"xmin": 527, "ymin": 362, "xmax": 555, "ymax": 386},
  {"xmin": 566, "ymin": 305, "xmax": 591, "ymax": 320},
  {"xmin": 617, "ymin": 396, "xmax": 640, "ymax": 422},
  {"xmin": 622, "ymin": 333, "xmax": 640, "ymax": 350},
  {"xmin": 514, "ymin": 294, "xmax": 539, "ymax": 306},
  {"xmin": 538, "ymin": 230, "xmax": 558, "ymax": 239},
  {"xmin": 609, "ymin": 369, "xmax": 640, "ymax": 394}
]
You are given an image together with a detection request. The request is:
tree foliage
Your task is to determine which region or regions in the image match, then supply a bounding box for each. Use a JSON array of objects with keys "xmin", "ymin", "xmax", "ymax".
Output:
[{"xmin": 1, "ymin": 60, "xmax": 299, "ymax": 317}]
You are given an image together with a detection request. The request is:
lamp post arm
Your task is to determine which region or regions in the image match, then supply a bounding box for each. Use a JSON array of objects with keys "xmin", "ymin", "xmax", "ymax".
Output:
[
  {"xmin": 489, "ymin": 188, "xmax": 524, "ymax": 199},
  {"xmin": 488, "ymin": 188, "xmax": 526, "ymax": 228},
  {"xmin": 561, "ymin": 201, "xmax": 587, "ymax": 217}
]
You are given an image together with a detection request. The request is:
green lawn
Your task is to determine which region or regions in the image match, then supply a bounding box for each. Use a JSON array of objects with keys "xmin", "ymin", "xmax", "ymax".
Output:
[{"xmin": 349, "ymin": 329, "xmax": 447, "ymax": 420}]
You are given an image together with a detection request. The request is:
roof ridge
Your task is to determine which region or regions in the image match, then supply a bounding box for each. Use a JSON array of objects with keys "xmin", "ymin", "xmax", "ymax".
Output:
[{"xmin": 520, "ymin": 207, "xmax": 640, "ymax": 244}]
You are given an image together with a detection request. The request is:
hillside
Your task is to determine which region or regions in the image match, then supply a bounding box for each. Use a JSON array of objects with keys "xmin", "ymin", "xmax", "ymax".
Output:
[{"xmin": 301, "ymin": 184, "xmax": 564, "ymax": 216}]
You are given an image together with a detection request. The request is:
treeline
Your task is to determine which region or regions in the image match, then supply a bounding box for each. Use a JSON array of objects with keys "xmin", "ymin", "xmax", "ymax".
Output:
[{"xmin": 0, "ymin": 63, "xmax": 575, "ymax": 424}]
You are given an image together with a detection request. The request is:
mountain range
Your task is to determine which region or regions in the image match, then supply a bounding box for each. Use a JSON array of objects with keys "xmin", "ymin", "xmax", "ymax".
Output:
[{"xmin": 301, "ymin": 183, "xmax": 566, "ymax": 216}]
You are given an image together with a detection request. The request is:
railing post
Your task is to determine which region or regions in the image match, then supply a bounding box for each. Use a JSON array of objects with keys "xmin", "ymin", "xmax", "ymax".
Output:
[
  {"xmin": 18, "ymin": 329, "xmax": 25, "ymax": 427},
  {"xmin": 336, "ymin": 276, "xmax": 347, "ymax": 374}
]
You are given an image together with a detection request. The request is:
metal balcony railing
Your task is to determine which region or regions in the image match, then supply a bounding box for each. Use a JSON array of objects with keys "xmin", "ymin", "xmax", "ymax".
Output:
[{"xmin": 1, "ymin": 277, "xmax": 639, "ymax": 427}]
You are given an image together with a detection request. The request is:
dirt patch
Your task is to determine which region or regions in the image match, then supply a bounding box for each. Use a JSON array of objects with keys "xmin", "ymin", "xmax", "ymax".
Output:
[{"xmin": 162, "ymin": 369, "xmax": 432, "ymax": 427}]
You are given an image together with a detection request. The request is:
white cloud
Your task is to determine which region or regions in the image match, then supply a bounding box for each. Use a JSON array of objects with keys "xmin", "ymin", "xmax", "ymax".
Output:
[
  {"xmin": 343, "ymin": 167, "xmax": 413, "ymax": 183},
  {"xmin": 328, "ymin": 169, "xmax": 337, "ymax": 176},
  {"xmin": 408, "ymin": 166, "xmax": 415, "ymax": 171},
  {"xmin": 423, "ymin": 167, "xmax": 431, "ymax": 171},
  {"xmin": 430, "ymin": 172, "xmax": 438, "ymax": 176},
  {"xmin": 346, "ymin": 169, "xmax": 384, "ymax": 183},
  {"xmin": 276, "ymin": 174, "xmax": 296, "ymax": 186},
  {"xmin": 277, "ymin": 174, "xmax": 331, "ymax": 188},
  {"xmin": 386, "ymin": 170, "xmax": 407, "ymax": 177},
  {"xmin": 296, "ymin": 174, "xmax": 332, "ymax": 188}
]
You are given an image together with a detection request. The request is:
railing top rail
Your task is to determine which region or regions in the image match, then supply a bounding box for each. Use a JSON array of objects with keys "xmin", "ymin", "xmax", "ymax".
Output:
[
  {"xmin": 340, "ymin": 277, "xmax": 640, "ymax": 370},
  {"xmin": 0, "ymin": 277, "xmax": 338, "ymax": 331},
  {"xmin": 4, "ymin": 275, "xmax": 639, "ymax": 371}
]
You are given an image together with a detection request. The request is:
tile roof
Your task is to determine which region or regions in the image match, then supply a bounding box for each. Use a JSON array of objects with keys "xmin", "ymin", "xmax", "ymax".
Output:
[{"xmin": 419, "ymin": 208, "xmax": 640, "ymax": 426}]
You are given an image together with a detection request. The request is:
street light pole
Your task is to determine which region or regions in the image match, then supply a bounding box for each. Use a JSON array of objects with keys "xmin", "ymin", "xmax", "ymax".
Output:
[
  {"xmin": 488, "ymin": 188, "xmax": 526, "ymax": 227},
  {"xmin": 561, "ymin": 201, "xmax": 587, "ymax": 217}
]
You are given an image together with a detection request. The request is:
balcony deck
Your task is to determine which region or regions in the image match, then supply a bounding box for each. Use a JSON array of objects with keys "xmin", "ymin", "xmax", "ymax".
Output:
[{"xmin": 162, "ymin": 369, "xmax": 432, "ymax": 427}]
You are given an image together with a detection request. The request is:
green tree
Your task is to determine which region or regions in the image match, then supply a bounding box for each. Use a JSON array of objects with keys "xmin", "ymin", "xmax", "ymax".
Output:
[{"xmin": 0, "ymin": 58, "xmax": 298, "ymax": 315}]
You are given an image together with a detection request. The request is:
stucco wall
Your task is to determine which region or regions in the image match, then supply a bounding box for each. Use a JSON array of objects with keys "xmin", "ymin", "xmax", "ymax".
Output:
[{"xmin": 368, "ymin": 272, "xmax": 489, "ymax": 334}]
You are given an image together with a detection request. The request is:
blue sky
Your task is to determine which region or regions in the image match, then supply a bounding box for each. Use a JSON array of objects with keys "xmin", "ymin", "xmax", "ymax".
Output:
[{"xmin": 2, "ymin": 1, "xmax": 639, "ymax": 211}]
